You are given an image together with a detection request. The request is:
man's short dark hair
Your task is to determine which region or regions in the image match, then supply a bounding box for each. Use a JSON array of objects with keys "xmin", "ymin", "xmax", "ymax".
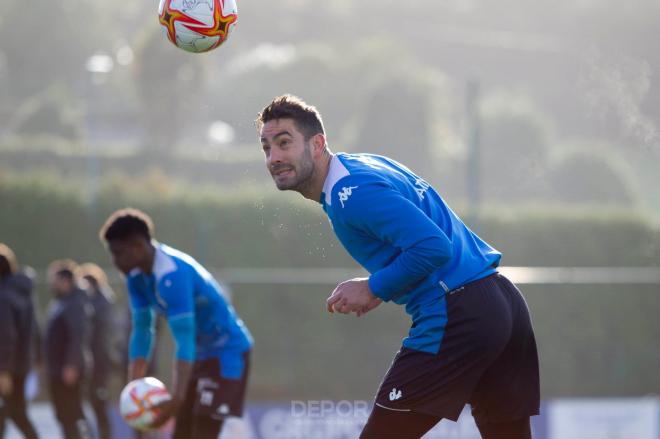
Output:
[
  {"xmin": 99, "ymin": 208, "xmax": 154, "ymax": 243},
  {"xmin": 78, "ymin": 263, "xmax": 109, "ymax": 289},
  {"xmin": 48, "ymin": 259, "xmax": 78, "ymax": 281},
  {"xmin": 256, "ymin": 94, "xmax": 325, "ymax": 140},
  {"xmin": 0, "ymin": 243, "xmax": 18, "ymax": 277}
]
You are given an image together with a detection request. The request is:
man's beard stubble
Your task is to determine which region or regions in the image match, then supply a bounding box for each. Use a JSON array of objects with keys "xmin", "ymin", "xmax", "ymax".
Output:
[{"xmin": 273, "ymin": 147, "xmax": 315, "ymax": 193}]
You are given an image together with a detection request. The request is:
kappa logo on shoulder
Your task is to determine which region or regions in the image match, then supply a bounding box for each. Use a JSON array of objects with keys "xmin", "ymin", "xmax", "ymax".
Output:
[
  {"xmin": 389, "ymin": 388, "xmax": 403, "ymax": 401},
  {"xmin": 337, "ymin": 186, "xmax": 358, "ymax": 208}
]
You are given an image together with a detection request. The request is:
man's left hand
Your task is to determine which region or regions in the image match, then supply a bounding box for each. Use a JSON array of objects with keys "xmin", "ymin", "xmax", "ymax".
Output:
[
  {"xmin": 149, "ymin": 360, "xmax": 192, "ymax": 429},
  {"xmin": 0, "ymin": 372, "xmax": 13, "ymax": 396},
  {"xmin": 149, "ymin": 397, "xmax": 179, "ymax": 429},
  {"xmin": 327, "ymin": 277, "xmax": 380, "ymax": 315},
  {"xmin": 62, "ymin": 365, "xmax": 79, "ymax": 386}
]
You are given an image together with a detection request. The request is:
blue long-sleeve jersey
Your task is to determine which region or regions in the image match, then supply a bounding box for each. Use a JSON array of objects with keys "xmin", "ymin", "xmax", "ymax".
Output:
[
  {"xmin": 321, "ymin": 153, "xmax": 501, "ymax": 353},
  {"xmin": 127, "ymin": 243, "xmax": 252, "ymax": 379}
]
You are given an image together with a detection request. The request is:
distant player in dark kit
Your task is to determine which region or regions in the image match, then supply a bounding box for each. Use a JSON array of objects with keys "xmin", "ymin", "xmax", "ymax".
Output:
[
  {"xmin": 257, "ymin": 95, "xmax": 540, "ymax": 439},
  {"xmin": 79, "ymin": 263, "xmax": 117, "ymax": 439},
  {"xmin": 0, "ymin": 243, "xmax": 40, "ymax": 439},
  {"xmin": 99, "ymin": 208, "xmax": 253, "ymax": 439},
  {"xmin": 45, "ymin": 259, "xmax": 93, "ymax": 439}
]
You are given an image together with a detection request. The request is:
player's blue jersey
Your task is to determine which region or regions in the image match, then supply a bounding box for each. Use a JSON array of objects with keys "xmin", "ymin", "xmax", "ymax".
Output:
[
  {"xmin": 321, "ymin": 153, "xmax": 501, "ymax": 354},
  {"xmin": 126, "ymin": 243, "xmax": 252, "ymax": 378}
]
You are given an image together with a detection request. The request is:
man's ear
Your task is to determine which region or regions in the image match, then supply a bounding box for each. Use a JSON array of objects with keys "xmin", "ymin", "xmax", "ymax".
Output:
[{"xmin": 311, "ymin": 133, "xmax": 326, "ymax": 156}]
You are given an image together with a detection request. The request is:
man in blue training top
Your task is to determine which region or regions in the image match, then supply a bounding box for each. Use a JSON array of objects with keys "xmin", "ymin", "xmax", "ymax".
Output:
[
  {"xmin": 256, "ymin": 95, "xmax": 540, "ymax": 439},
  {"xmin": 99, "ymin": 208, "xmax": 253, "ymax": 438}
]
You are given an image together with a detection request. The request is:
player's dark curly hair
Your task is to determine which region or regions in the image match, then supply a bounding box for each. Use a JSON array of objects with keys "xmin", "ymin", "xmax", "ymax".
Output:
[
  {"xmin": 99, "ymin": 208, "xmax": 154, "ymax": 243},
  {"xmin": 256, "ymin": 94, "xmax": 325, "ymax": 141}
]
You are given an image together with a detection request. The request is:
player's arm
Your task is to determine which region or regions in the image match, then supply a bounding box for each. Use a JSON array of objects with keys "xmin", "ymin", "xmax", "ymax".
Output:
[
  {"xmin": 336, "ymin": 179, "xmax": 452, "ymax": 302},
  {"xmin": 29, "ymin": 300, "xmax": 43, "ymax": 369},
  {"xmin": 62, "ymin": 294, "xmax": 88, "ymax": 385},
  {"xmin": 128, "ymin": 308, "xmax": 154, "ymax": 379},
  {"xmin": 150, "ymin": 271, "xmax": 196, "ymax": 427},
  {"xmin": 127, "ymin": 278, "xmax": 155, "ymax": 380},
  {"xmin": 17, "ymin": 270, "xmax": 43, "ymax": 369},
  {"xmin": 0, "ymin": 296, "xmax": 17, "ymax": 395},
  {"xmin": 167, "ymin": 313, "xmax": 195, "ymax": 404}
]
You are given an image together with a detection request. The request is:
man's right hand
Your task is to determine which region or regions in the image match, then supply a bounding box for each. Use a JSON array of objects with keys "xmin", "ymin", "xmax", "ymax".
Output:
[
  {"xmin": 0, "ymin": 372, "xmax": 13, "ymax": 396},
  {"xmin": 62, "ymin": 365, "xmax": 79, "ymax": 386},
  {"xmin": 356, "ymin": 297, "xmax": 383, "ymax": 317},
  {"xmin": 128, "ymin": 358, "xmax": 148, "ymax": 381}
]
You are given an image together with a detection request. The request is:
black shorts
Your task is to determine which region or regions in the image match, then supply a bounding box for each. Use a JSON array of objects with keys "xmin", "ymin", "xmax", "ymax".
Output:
[
  {"xmin": 178, "ymin": 351, "xmax": 251, "ymax": 421},
  {"xmin": 374, "ymin": 273, "xmax": 540, "ymax": 423}
]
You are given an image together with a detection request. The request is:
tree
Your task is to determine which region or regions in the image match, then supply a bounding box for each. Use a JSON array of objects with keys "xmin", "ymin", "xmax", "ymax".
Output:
[
  {"xmin": 0, "ymin": 0, "xmax": 111, "ymax": 103},
  {"xmin": 12, "ymin": 86, "xmax": 82, "ymax": 140},
  {"xmin": 547, "ymin": 151, "xmax": 636, "ymax": 206},
  {"xmin": 478, "ymin": 93, "xmax": 553, "ymax": 201},
  {"xmin": 355, "ymin": 77, "xmax": 433, "ymax": 175},
  {"xmin": 132, "ymin": 27, "xmax": 206, "ymax": 154}
]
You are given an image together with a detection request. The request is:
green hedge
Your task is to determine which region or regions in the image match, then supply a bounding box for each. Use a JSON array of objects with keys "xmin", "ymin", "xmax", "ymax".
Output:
[
  {"xmin": 1, "ymin": 179, "xmax": 659, "ymax": 400},
  {"xmin": 2, "ymin": 177, "xmax": 658, "ymax": 269}
]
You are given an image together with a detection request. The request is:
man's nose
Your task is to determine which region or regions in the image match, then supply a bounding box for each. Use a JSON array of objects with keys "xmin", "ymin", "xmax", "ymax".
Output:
[{"xmin": 269, "ymin": 148, "xmax": 283, "ymax": 164}]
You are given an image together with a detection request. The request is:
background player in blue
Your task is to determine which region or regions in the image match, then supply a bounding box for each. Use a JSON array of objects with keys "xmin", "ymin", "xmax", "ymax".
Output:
[
  {"xmin": 99, "ymin": 208, "xmax": 253, "ymax": 438},
  {"xmin": 257, "ymin": 95, "xmax": 540, "ymax": 439}
]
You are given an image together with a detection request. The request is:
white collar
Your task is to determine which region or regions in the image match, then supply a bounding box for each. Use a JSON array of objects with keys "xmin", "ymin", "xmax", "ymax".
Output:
[{"xmin": 321, "ymin": 154, "xmax": 350, "ymax": 206}]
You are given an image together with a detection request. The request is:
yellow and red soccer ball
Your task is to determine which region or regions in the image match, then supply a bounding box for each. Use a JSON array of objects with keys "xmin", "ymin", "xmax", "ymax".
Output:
[
  {"xmin": 158, "ymin": 0, "xmax": 238, "ymax": 53},
  {"xmin": 119, "ymin": 377, "xmax": 172, "ymax": 431}
]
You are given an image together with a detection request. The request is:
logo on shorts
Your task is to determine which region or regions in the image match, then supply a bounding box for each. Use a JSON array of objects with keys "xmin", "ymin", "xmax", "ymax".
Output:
[
  {"xmin": 217, "ymin": 403, "xmax": 230, "ymax": 415},
  {"xmin": 200, "ymin": 390, "xmax": 214, "ymax": 406},
  {"xmin": 389, "ymin": 388, "xmax": 403, "ymax": 401},
  {"xmin": 197, "ymin": 378, "xmax": 219, "ymax": 392}
]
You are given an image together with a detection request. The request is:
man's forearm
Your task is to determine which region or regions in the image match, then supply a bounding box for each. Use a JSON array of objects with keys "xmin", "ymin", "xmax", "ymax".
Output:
[
  {"xmin": 369, "ymin": 236, "xmax": 452, "ymax": 301},
  {"xmin": 129, "ymin": 309, "xmax": 155, "ymax": 360},
  {"xmin": 128, "ymin": 358, "xmax": 148, "ymax": 381},
  {"xmin": 0, "ymin": 304, "xmax": 17, "ymax": 372},
  {"xmin": 0, "ymin": 371, "xmax": 13, "ymax": 396},
  {"xmin": 146, "ymin": 359, "xmax": 194, "ymax": 428},
  {"xmin": 171, "ymin": 360, "xmax": 193, "ymax": 404}
]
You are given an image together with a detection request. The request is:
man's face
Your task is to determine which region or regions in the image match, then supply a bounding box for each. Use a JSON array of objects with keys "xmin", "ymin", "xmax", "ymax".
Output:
[
  {"xmin": 108, "ymin": 238, "xmax": 145, "ymax": 275},
  {"xmin": 83, "ymin": 275, "xmax": 99, "ymax": 293},
  {"xmin": 49, "ymin": 274, "xmax": 73, "ymax": 296},
  {"xmin": 260, "ymin": 118, "xmax": 315, "ymax": 191},
  {"xmin": 0, "ymin": 257, "xmax": 9, "ymax": 278}
]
